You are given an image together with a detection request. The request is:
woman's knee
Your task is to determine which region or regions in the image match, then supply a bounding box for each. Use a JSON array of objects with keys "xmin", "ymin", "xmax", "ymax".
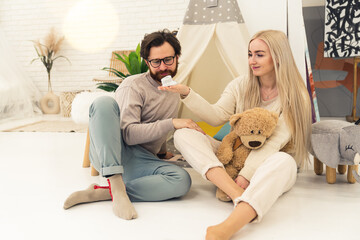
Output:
[
  {"xmin": 269, "ymin": 152, "xmax": 297, "ymax": 184},
  {"xmin": 275, "ymin": 152, "xmax": 297, "ymax": 171},
  {"xmin": 174, "ymin": 128, "xmax": 191, "ymax": 141},
  {"xmin": 174, "ymin": 128, "xmax": 199, "ymax": 149}
]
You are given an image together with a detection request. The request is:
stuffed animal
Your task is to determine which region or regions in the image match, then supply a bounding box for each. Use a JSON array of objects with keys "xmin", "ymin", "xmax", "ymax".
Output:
[{"xmin": 215, "ymin": 107, "xmax": 280, "ymax": 201}]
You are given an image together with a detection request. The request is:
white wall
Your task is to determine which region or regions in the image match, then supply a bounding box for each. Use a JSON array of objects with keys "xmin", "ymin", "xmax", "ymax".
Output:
[
  {"xmin": 0, "ymin": 0, "xmax": 323, "ymax": 96},
  {"xmin": 302, "ymin": 0, "xmax": 324, "ymax": 7},
  {"xmin": 0, "ymin": 0, "xmax": 189, "ymax": 95}
]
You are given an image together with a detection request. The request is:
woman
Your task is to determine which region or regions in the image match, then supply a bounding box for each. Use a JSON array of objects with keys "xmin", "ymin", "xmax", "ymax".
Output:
[{"xmin": 158, "ymin": 30, "xmax": 312, "ymax": 239}]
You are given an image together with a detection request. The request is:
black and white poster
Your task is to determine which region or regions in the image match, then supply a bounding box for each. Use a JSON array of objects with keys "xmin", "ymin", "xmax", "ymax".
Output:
[{"xmin": 324, "ymin": 0, "xmax": 360, "ymax": 58}]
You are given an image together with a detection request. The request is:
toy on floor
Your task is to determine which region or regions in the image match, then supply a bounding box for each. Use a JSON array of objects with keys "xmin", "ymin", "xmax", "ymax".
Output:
[
  {"xmin": 215, "ymin": 108, "xmax": 289, "ymax": 201},
  {"xmin": 309, "ymin": 119, "xmax": 360, "ymax": 184}
]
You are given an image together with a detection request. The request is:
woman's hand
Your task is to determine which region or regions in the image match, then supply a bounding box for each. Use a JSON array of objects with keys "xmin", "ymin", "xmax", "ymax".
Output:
[
  {"xmin": 235, "ymin": 175, "xmax": 250, "ymax": 190},
  {"xmin": 158, "ymin": 84, "xmax": 190, "ymax": 97}
]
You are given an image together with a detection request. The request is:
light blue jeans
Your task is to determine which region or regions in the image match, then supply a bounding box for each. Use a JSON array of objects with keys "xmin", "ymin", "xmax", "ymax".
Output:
[{"xmin": 88, "ymin": 96, "xmax": 191, "ymax": 202}]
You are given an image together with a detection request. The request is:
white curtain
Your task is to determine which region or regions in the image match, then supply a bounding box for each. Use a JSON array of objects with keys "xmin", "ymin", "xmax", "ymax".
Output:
[{"xmin": 0, "ymin": 29, "xmax": 41, "ymax": 122}]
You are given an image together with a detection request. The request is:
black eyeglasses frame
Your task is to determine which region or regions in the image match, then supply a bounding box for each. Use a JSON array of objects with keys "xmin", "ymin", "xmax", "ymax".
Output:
[{"xmin": 147, "ymin": 55, "xmax": 176, "ymax": 68}]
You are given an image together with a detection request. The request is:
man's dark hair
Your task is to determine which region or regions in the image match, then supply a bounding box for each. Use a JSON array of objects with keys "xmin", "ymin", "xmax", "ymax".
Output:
[{"xmin": 140, "ymin": 29, "xmax": 181, "ymax": 60}]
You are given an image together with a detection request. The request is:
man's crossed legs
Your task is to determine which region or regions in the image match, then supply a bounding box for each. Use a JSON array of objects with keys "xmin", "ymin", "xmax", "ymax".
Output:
[{"xmin": 63, "ymin": 96, "xmax": 191, "ymax": 219}]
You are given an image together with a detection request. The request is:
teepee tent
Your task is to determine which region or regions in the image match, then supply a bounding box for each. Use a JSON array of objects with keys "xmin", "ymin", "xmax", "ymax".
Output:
[{"xmin": 174, "ymin": 0, "xmax": 250, "ymax": 121}]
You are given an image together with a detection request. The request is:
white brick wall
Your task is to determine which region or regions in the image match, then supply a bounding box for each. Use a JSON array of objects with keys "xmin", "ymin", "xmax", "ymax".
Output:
[{"xmin": 0, "ymin": 0, "xmax": 189, "ymax": 95}]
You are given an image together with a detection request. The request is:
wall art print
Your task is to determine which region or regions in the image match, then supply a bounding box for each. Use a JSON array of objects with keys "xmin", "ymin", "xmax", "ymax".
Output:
[
  {"xmin": 304, "ymin": 6, "xmax": 360, "ymax": 117},
  {"xmin": 324, "ymin": 0, "xmax": 360, "ymax": 58}
]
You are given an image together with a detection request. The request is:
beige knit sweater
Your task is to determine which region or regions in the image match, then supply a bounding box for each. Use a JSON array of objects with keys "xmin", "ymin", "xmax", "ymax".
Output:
[{"xmin": 115, "ymin": 72, "xmax": 179, "ymax": 155}]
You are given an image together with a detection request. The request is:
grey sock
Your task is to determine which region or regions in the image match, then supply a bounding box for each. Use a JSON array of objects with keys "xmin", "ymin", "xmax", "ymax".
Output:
[
  {"xmin": 63, "ymin": 183, "xmax": 112, "ymax": 209},
  {"xmin": 108, "ymin": 175, "xmax": 138, "ymax": 220}
]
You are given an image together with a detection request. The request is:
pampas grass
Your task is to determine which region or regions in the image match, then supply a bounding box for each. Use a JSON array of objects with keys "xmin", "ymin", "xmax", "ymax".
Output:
[{"xmin": 31, "ymin": 28, "xmax": 69, "ymax": 92}]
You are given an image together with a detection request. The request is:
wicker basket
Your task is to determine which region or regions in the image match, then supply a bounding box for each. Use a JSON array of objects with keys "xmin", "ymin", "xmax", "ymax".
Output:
[
  {"xmin": 60, "ymin": 91, "xmax": 81, "ymax": 117},
  {"xmin": 109, "ymin": 50, "xmax": 132, "ymax": 76}
]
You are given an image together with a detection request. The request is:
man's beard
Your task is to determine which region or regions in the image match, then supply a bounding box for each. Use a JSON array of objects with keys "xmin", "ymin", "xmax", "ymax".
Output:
[{"xmin": 149, "ymin": 62, "xmax": 178, "ymax": 82}]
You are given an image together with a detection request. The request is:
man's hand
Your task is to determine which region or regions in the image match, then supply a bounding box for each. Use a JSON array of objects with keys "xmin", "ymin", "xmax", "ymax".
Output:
[
  {"xmin": 235, "ymin": 175, "xmax": 250, "ymax": 190},
  {"xmin": 172, "ymin": 118, "xmax": 206, "ymax": 134},
  {"xmin": 158, "ymin": 84, "xmax": 190, "ymax": 97}
]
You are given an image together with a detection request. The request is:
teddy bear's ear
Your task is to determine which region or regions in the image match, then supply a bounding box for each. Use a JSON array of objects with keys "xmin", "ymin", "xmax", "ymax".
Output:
[{"xmin": 229, "ymin": 113, "xmax": 243, "ymax": 127}]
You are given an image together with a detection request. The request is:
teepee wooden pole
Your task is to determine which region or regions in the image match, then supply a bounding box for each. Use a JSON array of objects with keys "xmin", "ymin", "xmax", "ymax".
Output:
[{"xmin": 347, "ymin": 57, "xmax": 360, "ymax": 122}]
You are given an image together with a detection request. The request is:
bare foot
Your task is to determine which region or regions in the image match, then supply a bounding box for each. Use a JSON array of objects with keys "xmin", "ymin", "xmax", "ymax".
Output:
[
  {"xmin": 215, "ymin": 188, "xmax": 232, "ymax": 202},
  {"xmin": 206, "ymin": 202, "xmax": 256, "ymax": 240},
  {"xmin": 206, "ymin": 225, "xmax": 232, "ymax": 240}
]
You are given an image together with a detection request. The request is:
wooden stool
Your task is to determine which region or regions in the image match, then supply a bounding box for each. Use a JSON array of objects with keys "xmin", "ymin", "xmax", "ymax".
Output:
[
  {"xmin": 82, "ymin": 128, "xmax": 99, "ymax": 176},
  {"xmin": 314, "ymin": 157, "xmax": 358, "ymax": 184}
]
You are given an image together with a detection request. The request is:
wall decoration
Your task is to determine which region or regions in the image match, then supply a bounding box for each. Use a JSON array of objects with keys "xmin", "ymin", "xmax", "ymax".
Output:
[
  {"xmin": 304, "ymin": 5, "xmax": 360, "ymax": 117},
  {"xmin": 324, "ymin": 0, "xmax": 360, "ymax": 58}
]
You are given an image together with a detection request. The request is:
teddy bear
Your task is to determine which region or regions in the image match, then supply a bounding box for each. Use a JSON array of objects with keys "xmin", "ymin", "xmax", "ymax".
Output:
[{"xmin": 215, "ymin": 107, "xmax": 280, "ymax": 201}]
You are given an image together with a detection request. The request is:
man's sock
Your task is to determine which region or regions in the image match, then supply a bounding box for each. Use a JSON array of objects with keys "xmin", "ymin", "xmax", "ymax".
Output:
[
  {"xmin": 108, "ymin": 174, "xmax": 138, "ymax": 220},
  {"xmin": 63, "ymin": 183, "xmax": 112, "ymax": 209}
]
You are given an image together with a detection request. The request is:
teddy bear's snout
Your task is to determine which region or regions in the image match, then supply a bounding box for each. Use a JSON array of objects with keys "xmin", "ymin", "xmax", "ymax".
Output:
[
  {"xmin": 241, "ymin": 135, "xmax": 266, "ymax": 149},
  {"xmin": 249, "ymin": 141, "xmax": 262, "ymax": 148}
]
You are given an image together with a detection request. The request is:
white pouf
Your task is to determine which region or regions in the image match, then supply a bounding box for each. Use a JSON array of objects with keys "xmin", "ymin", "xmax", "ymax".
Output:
[{"xmin": 71, "ymin": 91, "xmax": 115, "ymax": 124}]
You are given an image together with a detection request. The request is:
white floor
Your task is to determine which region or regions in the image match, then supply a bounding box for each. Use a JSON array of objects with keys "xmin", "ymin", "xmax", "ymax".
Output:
[{"xmin": 1, "ymin": 116, "xmax": 360, "ymax": 240}]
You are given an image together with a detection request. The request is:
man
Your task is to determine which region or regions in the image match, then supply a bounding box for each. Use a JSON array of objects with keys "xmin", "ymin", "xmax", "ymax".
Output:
[{"xmin": 63, "ymin": 29, "xmax": 204, "ymax": 220}]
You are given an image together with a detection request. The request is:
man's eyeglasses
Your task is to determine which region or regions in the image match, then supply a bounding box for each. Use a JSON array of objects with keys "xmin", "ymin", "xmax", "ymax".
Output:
[{"xmin": 148, "ymin": 55, "xmax": 176, "ymax": 68}]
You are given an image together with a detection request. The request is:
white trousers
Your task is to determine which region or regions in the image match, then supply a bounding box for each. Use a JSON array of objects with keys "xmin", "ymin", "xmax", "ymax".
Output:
[{"xmin": 174, "ymin": 128, "xmax": 297, "ymax": 222}]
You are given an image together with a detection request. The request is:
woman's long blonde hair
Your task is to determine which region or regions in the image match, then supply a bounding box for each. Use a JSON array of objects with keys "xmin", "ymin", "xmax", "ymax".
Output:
[{"xmin": 243, "ymin": 30, "xmax": 312, "ymax": 168}]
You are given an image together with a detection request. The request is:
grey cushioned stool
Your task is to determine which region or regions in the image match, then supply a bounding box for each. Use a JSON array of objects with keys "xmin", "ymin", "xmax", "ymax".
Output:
[{"xmin": 309, "ymin": 120, "xmax": 360, "ymax": 184}]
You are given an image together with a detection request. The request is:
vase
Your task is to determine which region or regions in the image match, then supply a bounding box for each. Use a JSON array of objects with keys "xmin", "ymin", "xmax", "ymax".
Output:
[{"xmin": 40, "ymin": 91, "xmax": 60, "ymax": 114}]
